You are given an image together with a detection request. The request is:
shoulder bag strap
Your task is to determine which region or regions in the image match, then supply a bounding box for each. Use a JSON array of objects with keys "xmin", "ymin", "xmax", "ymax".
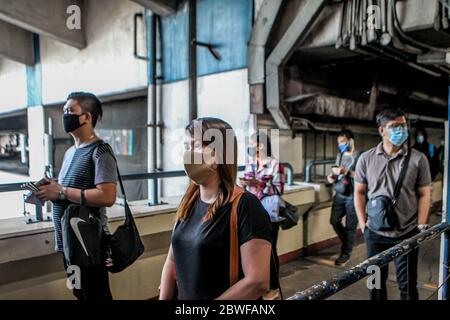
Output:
[
  {"xmin": 229, "ymin": 187, "xmax": 245, "ymax": 287},
  {"xmin": 95, "ymin": 143, "xmax": 129, "ymax": 210},
  {"xmin": 392, "ymin": 148, "xmax": 412, "ymax": 204}
]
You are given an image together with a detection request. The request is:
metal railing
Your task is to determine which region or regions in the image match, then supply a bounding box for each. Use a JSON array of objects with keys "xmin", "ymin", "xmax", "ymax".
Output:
[
  {"xmin": 0, "ymin": 162, "xmax": 295, "ymax": 219},
  {"xmin": 288, "ymin": 222, "xmax": 450, "ymax": 300},
  {"xmin": 304, "ymin": 159, "xmax": 335, "ymax": 183}
]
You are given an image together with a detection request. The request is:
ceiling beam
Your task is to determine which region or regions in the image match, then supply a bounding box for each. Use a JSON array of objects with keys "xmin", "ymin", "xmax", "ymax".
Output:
[
  {"xmin": 0, "ymin": 0, "xmax": 86, "ymax": 49},
  {"xmin": 0, "ymin": 20, "xmax": 34, "ymax": 65},
  {"xmin": 131, "ymin": 0, "xmax": 177, "ymax": 16}
]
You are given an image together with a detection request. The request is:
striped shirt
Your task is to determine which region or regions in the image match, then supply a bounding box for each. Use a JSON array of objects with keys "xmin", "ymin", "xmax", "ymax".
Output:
[{"xmin": 53, "ymin": 140, "xmax": 117, "ymax": 252}]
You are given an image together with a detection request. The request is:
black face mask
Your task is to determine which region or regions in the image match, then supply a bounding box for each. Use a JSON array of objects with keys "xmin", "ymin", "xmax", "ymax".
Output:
[
  {"xmin": 63, "ymin": 113, "xmax": 87, "ymax": 133},
  {"xmin": 247, "ymin": 146, "xmax": 257, "ymax": 157}
]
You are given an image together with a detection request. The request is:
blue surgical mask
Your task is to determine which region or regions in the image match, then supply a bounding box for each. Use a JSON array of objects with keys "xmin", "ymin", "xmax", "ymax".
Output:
[
  {"xmin": 416, "ymin": 135, "xmax": 425, "ymax": 144},
  {"xmin": 389, "ymin": 127, "xmax": 409, "ymax": 146},
  {"xmin": 338, "ymin": 143, "xmax": 350, "ymax": 153}
]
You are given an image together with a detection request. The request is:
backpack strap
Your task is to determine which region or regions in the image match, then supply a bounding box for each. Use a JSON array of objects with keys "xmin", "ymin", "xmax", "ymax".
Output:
[
  {"xmin": 393, "ymin": 148, "xmax": 412, "ymax": 205},
  {"xmin": 229, "ymin": 186, "xmax": 245, "ymax": 287}
]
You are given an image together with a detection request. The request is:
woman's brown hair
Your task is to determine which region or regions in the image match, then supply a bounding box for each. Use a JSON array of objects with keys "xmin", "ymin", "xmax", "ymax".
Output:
[{"xmin": 176, "ymin": 117, "xmax": 238, "ymax": 221}]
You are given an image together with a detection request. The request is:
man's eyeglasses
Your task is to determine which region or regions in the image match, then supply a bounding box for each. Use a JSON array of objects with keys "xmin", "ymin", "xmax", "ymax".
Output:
[{"xmin": 386, "ymin": 123, "xmax": 408, "ymax": 130}]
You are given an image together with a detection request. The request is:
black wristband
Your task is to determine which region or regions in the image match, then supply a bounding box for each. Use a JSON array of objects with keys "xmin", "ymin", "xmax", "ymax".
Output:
[{"xmin": 80, "ymin": 189, "xmax": 85, "ymax": 206}]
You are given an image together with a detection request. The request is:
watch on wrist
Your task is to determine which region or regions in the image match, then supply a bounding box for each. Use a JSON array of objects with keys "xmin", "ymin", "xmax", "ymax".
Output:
[
  {"xmin": 58, "ymin": 187, "xmax": 67, "ymax": 201},
  {"xmin": 418, "ymin": 224, "xmax": 429, "ymax": 232}
]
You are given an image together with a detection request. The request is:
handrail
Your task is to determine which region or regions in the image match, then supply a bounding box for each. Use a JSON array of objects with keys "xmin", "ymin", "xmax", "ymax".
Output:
[
  {"xmin": 283, "ymin": 162, "xmax": 294, "ymax": 186},
  {"xmin": 304, "ymin": 159, "xmax": 335, "ymax": 183},
  {"xmin": 288, "ymin": 222, "xmax": 450, "ymax": 300},
  {"xmin": 0, "ymin": 163, "xmax": 295, "ymax": 192}
]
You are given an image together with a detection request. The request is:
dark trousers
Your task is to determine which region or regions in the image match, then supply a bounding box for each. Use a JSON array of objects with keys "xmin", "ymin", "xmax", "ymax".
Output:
[
  {"xmin": 364, "ymin": 228, "xmax": 419, "ymax": 300},
  {"xmin": 330, "ymin": 194, "xmax": 358, "ymax": 255},
  {"xmin": 270, "ymin": 222, "xmax": 280, "ymax": 290},
  {"xmin": 63, "ymin": 256, "xmax": 113, "ymax": 300}
]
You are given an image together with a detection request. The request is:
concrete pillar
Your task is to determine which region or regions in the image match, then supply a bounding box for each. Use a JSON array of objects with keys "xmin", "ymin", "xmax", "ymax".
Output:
[{"xmin": 27, "ymin": 106, "xmax": 46, "ymax": 180}]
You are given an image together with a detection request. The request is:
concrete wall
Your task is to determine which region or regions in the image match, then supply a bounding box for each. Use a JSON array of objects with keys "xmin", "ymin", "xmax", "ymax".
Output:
[
  {"xmin": 0, "ymin": 58, "xmax": 27, "ymax": 113},
  {"xmin": 40, "ymin": 0, "xmax": 147, "ymax": 104}
]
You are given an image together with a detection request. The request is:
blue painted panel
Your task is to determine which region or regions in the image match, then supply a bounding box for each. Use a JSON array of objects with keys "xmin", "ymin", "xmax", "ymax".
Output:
[
  {"xmin": 196, "ymin": 0, "xmax": 253, "ymax": 77},
  {"xmin": 148, "ymin": 0, "xmax": 253, "ymax": 84},
  {"xmin": 26, "ymin": 34, "xmax": 42, "ymax": 107},
  {"xmin": 160, "ymin": 2, "xmax": 189, "ymax": 83}
]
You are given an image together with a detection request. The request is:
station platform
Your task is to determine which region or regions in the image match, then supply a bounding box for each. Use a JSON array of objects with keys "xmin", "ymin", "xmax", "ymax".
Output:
[{"xmin": 280, "ymin": 213, "xmax": 442, "ymax": 300}]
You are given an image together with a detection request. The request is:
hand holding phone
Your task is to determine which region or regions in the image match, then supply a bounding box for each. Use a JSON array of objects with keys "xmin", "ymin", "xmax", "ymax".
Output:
[{"xmin": 331, "ymin": 165, "xmax": 342, "ymax": 176}]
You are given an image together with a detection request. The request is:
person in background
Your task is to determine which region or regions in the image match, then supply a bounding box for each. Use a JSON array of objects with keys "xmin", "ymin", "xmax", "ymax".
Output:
[
  {"xmin": 159, "ymin": 118, "xmax": 272, "ymax": 300},
  {"xmin": 354, "ymin": 109, "xmax": 431, "ymax": 300},
  {"xmin": 327, "ymin": 129, "xmax": 361, "ymax": 266},
  {"xmin": 438, "ymin": 135, "xmax": 445, "ymax": 177},
  {"xmin": 36, "ymin": 92, "xmax": 117, "ymax": 300},
  {"xmin": 241, "ymin": 131, "xmax": 285, "ymax": 300},
  {"xmin": 412, "ymin": 127, "xmax": 440, "ymax": 181}
]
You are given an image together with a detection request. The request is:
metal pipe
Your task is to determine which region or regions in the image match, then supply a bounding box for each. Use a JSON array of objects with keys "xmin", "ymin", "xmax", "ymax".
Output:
[
  {"xmin": 304, "ymin": 159, "xmax": 336, "ymax": 183},
  {"xmin": 380, "ymin": 0, "xmax": 392, "ymax": 46},
  {"xmin": 156, "ymin": 14, "xmax": 165, "ymax": 203},
  {"xmin": 289, "ymin": 222, "xmax": 450, "ymax": 300},
  {"xmin": 350, "ymin": 0, "xmax": 357, "ymax": 50},
  {"xmin": 367, "ymin": 0, "xmax": 378, "ymax": 43},
  {"xmin": 188, "ymin": 0, "xmax": 197, "ymax": 121},
  {"xmin": 361, "ymin": 0, "xmax": 368, "ymax": 45},
  {"xmin": 406, "ymin": 113, "xmax": 446, "ymax": 124},
  {"xmin": 248, "ymin": 0, "xmax": 283, "ymax": 85},
  {"xmin": 283, "ymin": 162, "xmax": 295, "ymax": 186},
  {"xmin": 336, "ymin": 0, "xmax": 347, "ymax": 48},
  {"xmin": 442, "ymin": 0, "xmax": 449, "ymax": 29},
  {"xmin": 150, "ymin": 14, "xmax": 159, "ymax": 206},
  {"xmin": 44, "ymin": 117, "xmax": 54, "ymax": 178},
  {"xmin": 344, "ymin": 0, "xmax": 352, "ymax": 43},
  {"xmin": 362, "ymin": 44, "xmax": 442, "ymax": 77}
]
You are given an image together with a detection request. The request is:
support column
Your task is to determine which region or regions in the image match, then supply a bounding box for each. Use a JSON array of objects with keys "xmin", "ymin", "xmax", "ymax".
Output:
[
  {"xmin": 438, "ymin": 88, "xmax": 450, "ymax": 300},
  {"xmin": 438, "ymin": 109, "xmax": 450, "ymax": 300}
]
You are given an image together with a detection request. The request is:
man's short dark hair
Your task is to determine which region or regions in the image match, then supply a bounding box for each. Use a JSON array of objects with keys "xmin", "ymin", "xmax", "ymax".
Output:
[
  {"xmin": 67, "ymin": 92, "xmax": 103, "ymax": 127},
  {"xmin": 338, "ymin": 129, "xmax": 354, "ymax": 140},
  {"xmin": 376, "ymin": 109, "xmax": 407, "ymax": 127}
]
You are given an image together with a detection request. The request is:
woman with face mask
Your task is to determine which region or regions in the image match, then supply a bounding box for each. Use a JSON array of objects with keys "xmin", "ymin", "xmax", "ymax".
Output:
[
  {"xmin": 241, "ymin": 131, "xmax": 285, "ymax": 300},
  {"xmin": 327, "ymin": 129, "xmax": 361, "ymax": 266},
  {"xmin": 159, "ymin": 118, "xmax": 273, "ymax": 300}
]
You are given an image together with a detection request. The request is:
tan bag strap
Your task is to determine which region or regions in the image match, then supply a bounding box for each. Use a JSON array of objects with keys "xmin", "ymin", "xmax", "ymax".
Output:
[{"xmin": 229, "ymin": 186, "xmax": 245, "ymax": 287}]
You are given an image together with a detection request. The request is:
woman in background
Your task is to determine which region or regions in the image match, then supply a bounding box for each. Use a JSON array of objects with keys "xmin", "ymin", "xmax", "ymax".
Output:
[{"xmin": 241, "ymin": 131, "xmax": 285, "ymax": 300}]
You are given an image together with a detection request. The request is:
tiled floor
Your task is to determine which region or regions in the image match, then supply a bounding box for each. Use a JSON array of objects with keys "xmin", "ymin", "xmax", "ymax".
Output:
[{"xmin": 280, "ymin": 212, "xmax": 443, "ymax": 300}]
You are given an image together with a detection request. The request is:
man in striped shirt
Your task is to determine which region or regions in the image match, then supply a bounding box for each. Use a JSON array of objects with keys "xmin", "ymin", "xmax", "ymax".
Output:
[{"xmin": 36, "ymin": 92, "xmax": 117, "ymax": 300}]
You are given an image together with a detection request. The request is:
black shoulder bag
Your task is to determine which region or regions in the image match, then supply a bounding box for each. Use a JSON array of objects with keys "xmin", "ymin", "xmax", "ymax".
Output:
[
  {"xmin": 334, "ymin": 153, "xmax": 353, "ymax": 197},
  {"xmin": 106, "ymin": 152, "xmax": 145, "ymax": 273},
  {"xmin": 366, "ymin": 149, "xmax": 411, "ymax": 232},
  {"xmin": 271, "ymin": 185, "xmax": 300, "ymax": 231}
]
